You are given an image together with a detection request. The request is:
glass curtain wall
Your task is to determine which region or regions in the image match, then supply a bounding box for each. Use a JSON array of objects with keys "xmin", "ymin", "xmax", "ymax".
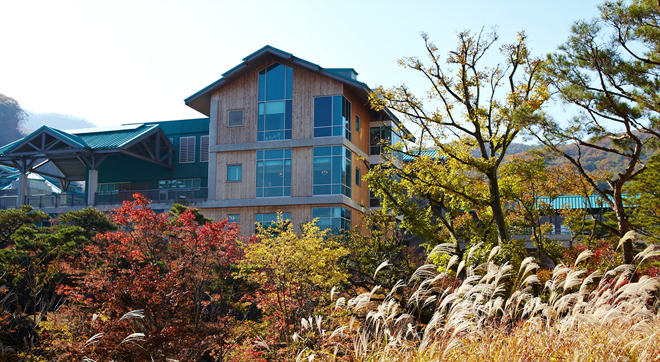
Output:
[
  {"xmin": 312, "ymin": 146, "xmax": 351, "ymax": 197},
  {"xmin": 258, "ymin": 63, "xmax": 293, "ymax": 141},
  {"xmin": 256, "ymin": 149, "xmax": 291, "ymax": 197}
]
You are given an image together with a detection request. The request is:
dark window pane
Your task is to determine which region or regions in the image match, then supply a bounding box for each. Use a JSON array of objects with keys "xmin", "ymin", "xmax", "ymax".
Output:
[
  {"xmin": 314, "ymin": 157, "xmax": 332, "ymax": 185},
  {"xmin": 266, "ymin": 64, "xmax": 285, "ymax": 101},
  {"xmin": 314, "ymin": 185, "xmax": 331, "ymax": 195},
  {"xmin": 258, "ymin": 70, "xmax": 265, "ymax": 102},
  {"xmin": 314, "ymin": 97, "xmax": 332, "ymax": 128},
  {"xmin": 314, "ymin": 127, "xmax": 331, "ymax": 138},
  {"xmin": 332, "ymin": 96, "xmax": 342, "ymax": 126},
  {"xmin": 314, "ymin": 147, "xmax": 331, "ymax": 157},
  {"xmin": 228, "ymin": 110, "xmax": 244, "ymax": 127},
  {"xmin": 285, "ymin": 100, "xmax": 292, "ymax": 129},
  {"xmin": 265, "ymin": 149, "xmax": 284, "ymax": 159},
  {"xmin": 286, "ymin": 67, "xmax": 293, "ymax": 99}
]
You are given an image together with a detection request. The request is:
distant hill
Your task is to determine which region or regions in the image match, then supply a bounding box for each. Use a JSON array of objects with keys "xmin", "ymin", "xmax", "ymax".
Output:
[{"xmin": 23, "ymin": 111, "xmax": 96, "ymax": 133}]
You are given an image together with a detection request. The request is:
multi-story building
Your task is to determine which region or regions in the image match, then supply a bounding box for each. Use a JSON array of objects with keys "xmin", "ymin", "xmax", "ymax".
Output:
[{"xmin": 185, "ymin": 45, "xmax": 410, "ymax": 233}]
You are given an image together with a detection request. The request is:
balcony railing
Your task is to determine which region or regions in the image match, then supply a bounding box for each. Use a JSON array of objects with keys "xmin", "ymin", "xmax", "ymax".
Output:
[
  {"xmin": 0, "ymin": 187, "xmax": 208, "ymax": 210},
  {"xmin": 95, "ymin": 188, "xmax": 208, "ymax": 206}
]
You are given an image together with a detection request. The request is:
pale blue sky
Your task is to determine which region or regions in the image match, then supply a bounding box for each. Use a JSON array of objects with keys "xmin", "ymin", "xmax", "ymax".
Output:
[{"xmin": 0, "ymin": 0, "xmax": 604, "ymax": 128}]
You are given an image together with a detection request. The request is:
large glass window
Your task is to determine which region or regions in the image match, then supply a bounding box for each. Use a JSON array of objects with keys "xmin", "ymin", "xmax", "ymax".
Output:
[
  {"xmin": 258, "ymin": 63, "xmax": 293, "ymax": 141},
  {"xmin": 313, "ymin": 207, "xmax": 351, "ymax": 233},
  {"xmin": 313, "ymin": 96, "xmax": 351, "ymax": 140},
  {"xmin": 255, "ymin": 212, "xmax": 291, "ymax": 233},
  {"xmin": 256, "ymin": 149, "xmax": 291, "ymax": 197},
  {"xmin": 313, "ymin": 146, "xmax": 351, "ymax": 197}
]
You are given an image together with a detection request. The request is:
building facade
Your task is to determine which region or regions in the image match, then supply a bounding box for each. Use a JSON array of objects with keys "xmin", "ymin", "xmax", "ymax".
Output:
[{"xmin": 186, "ymin": 46, "xmax": 408, "ymax": 233}]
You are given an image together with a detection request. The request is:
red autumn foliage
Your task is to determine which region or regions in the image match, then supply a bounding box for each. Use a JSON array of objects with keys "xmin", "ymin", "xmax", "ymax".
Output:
[{"xmin": 57, "ymin": 194, "xmax": 245, "ymax": 361}]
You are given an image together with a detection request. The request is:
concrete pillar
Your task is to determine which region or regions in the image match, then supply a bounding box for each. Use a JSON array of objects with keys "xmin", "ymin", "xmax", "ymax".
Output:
[
  {"xmin": 207, "ymin": 99, "xmax": 219, "ymax": 201},
  {"xmin": 87, "ymin": 169, "xmax": 98, "ymax": 206},
  {"xmin": 16, "ymin": 173, "xmax": 28, "ymax": 207}
]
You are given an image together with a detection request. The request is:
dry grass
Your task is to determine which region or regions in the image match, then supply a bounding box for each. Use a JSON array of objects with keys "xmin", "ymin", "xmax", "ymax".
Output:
[{"xmin": 295, "ymin": 243, "xmax": 660, "ymax": 361}]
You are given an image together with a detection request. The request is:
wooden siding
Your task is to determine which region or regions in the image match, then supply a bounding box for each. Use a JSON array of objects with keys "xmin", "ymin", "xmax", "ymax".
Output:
[
  {"xmin": 291, "ymin": 146, "xmax": 313, "ymax": 197},
  {"xmin": 201, "ymin": 203, "xmax": 365, "ymax": 237},
  {"xmin": 293, "ymin": 68, "xmax": 343, "ymax": 139},
  {"xmin": 342, "ymin": 86, "xmax": 373, "ymax": 157},
  {"xmin": 352, "ymin": 152, "xmax": 370, "ymax": 207},
  {"xmin": 212, "ymin": 57, "xmax": 344, "ymax": 144},
  {"xmin": 215, "ymin": 151, "xmax": 256, "ymax": 200}
]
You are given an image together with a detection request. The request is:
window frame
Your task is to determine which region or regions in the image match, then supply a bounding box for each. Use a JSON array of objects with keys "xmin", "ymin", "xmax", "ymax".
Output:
[
  {"xmin": 228, "ymin": 109, "xmax": 244, "ymax": 127},
  {"xmin": 258, "ymin": 63, "xmax": 293, "ymax": 141},
  {"xmin": 256, "ymin": 149, "xmax": 292, "ymax": 198},
  {"xmin": 200, "ymin": 135, "xmax": 210, "ymax": 162},
  {"xmin": 312, "ymin": 145, "xmax": 352, "ymax": 197},
  {"xmin": 355, "ymin": 167, "xmax": 361, "ymax": 186},
  {"xmin": 179, "ymin": 136, "xmax": 196, "ymax": 164},
  {"xmin": 227, "ymin": 164, "xmax": 242, "ymax": 182},
  {"xmin": 313, "ymin": 95, "xmax": 352, "ymax": 140}
]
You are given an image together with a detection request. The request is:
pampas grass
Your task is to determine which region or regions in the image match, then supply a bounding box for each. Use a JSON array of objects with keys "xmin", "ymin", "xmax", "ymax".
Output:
[{"xmin": 295, "ymin": 240, "xmax": 660, "ymax": 361}]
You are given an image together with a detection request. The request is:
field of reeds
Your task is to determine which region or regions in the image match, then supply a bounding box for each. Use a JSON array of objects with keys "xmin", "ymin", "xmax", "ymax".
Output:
[{"xmin": 290, "ymin": 242, "xmax": 660, "ymax": 362}]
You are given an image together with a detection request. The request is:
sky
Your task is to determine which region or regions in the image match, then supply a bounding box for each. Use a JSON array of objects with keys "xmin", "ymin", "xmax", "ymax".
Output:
[{"xmin": 0, "ymin": 0, "xmax": 606, "ymax": 128}]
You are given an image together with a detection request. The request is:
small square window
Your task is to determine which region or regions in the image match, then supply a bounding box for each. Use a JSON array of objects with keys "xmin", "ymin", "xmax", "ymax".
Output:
[
  {"xmin": 228, "ymin": 214, "xmax": 239, "ymax": 224},
  {"xmin": 227, "ymin": 164, "xmax": 242, "ymax": 182},
  {"xmin": 355, "ymin": 168, "xmax": 361, "ymax": 186},
  {"xmin": 228, "ymin": 110, "xmax": 244, "ymax": 127},
  {"xmin": 355, "ymin": 115, "xmax": 360, "ymax": 132}
]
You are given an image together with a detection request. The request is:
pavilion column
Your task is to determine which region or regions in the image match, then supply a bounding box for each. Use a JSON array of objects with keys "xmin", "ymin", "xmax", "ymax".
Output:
[
  {"xmin": 87, "ymin": 169, "xmax": 98, "ymax": 206},
  {"xmin": 16, "ymin": 172, "xmax": 28, "ymax": 207}
]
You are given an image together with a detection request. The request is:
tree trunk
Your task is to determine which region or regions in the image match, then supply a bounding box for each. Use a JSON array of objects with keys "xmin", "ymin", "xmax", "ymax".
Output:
[
  {"xmin": 487, "ymin": 169, "xmax": 509, "ymax": 245},
  {"xmin": 612, "ymin": 190, "xmax": 634, "ymax": 264}
]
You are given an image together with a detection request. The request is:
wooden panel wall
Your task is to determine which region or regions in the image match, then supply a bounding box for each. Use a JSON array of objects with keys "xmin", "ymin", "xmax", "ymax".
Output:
[
  {"xmin": 215, "ymin": 151, "xmax": 256, "ymax": 200},
  {"xmin": 212, "ymin": 56, "xmax": 344, "ymax": 144},
  {"xmin": 201, "ymin": 204, "xmax": 366, "ymax": 237},
  {"xmin": 291, "ymin": 146, "xmax": 313, "ymax": 197},
  {"xmin": 202, "ymin": 204, "xmax": 315, "ymax": 236},
  {"xmin": 342, "ymin": 86, "xmax": 373, "ymax": 157},
  {"xmin": 212, "ymin": 64, "xmax": 260, "ymax": 145},
  {"xmin": 352, "ymin": 151, "xmax": 370, "ymax": 207},
  {"xmin": 292, "ymin": 68, "xmax": 343, "ymax": 140}
]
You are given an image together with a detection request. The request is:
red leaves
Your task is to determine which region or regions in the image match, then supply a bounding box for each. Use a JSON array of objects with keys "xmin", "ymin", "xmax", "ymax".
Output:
[{"xmin": 59, "ymin": 195, "xmax": 244, "ymax": 361}]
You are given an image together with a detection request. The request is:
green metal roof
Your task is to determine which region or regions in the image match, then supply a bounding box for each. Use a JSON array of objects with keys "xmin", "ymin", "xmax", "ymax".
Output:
[
  {"xmin": 71, "ymin": 124, "xmax": 160, "ymax": 149},
  {"xmin": 402, "ymin": 149, "xmax": 440, "ymax": 162},
  {"xmin": 538, "ymin": 195, "xmax": 614, "ymax": 210}
]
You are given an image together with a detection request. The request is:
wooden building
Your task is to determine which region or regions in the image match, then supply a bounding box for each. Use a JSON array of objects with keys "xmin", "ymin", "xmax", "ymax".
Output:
[{"xmin": 185, "ymin": 46, "xmax": 410, "ymax": 234}]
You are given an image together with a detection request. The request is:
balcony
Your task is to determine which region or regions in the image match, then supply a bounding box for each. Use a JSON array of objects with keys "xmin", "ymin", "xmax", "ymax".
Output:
[{"xmin": 0, "ymin": 188, "xmax": 208, "ymax": 211}]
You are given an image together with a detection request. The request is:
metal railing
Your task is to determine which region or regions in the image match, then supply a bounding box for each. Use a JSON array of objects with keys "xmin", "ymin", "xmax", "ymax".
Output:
[
  {"xmin": 95, "ymin": 188, "xmax": 208, "ymax": 206},
  {"xmin": 0, "ymin": 187, "xmax": 208, "ymax": 210},
  {"xmin": 26, "ymin": 193, "xmax": 87, "ymax": 209}
]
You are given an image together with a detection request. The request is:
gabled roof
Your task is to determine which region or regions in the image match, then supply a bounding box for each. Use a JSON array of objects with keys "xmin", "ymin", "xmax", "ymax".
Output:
[
  {"xmin": 71, "ymin": 124, "xmax": 161, "ymax": 150},
  {"xmin": 185, "ymin": 45, "xmax": 412, "ymax": 139},
  {"xmin": 0, "ymin": 123, "xmax": 175, "ymax": 182}
]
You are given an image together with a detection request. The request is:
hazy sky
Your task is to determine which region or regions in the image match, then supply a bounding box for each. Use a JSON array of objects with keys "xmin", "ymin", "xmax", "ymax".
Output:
[{"xmin": 0, "ymin": 0, "xmax": 605, "ymax": 128}]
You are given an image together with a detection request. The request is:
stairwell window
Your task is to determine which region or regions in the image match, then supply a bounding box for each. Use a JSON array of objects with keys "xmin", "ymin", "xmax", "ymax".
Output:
[
  {"xmin": 179, "ymin": 136, "xmax": 195, "ymax": 163},
  {"xmin": 258, "ymin": 63, "xmax": 293, "ymax": 141}
]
